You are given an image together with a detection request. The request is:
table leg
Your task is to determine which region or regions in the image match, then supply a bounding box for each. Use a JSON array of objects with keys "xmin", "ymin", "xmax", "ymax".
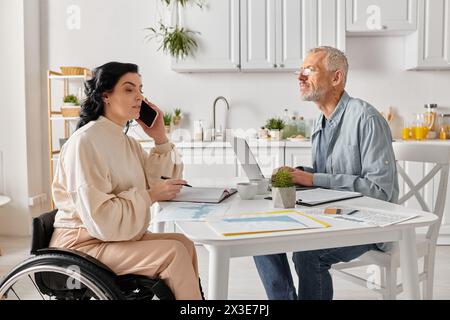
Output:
[
  {"xmin": 205, "ymin": 245, "xmax": 230, "ymax": 300},
  {"xmin": 152, "ymin": 221, "xmax": 166, "ymax": 233},
  {"xmin": 399, "ymin": 228, "xmax": 420, "ymax": 299}
]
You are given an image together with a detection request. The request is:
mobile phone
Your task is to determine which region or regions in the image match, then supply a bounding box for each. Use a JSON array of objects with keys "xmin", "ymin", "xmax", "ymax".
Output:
[{"xmin": 139, "ymin": 100, "xmax": 158, "ymax": 128}]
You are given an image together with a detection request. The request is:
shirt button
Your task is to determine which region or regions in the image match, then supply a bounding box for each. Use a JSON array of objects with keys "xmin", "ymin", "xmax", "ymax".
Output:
[{"xmin": 385, "ymin": 161, "xmax": 389, "ymax": 165}]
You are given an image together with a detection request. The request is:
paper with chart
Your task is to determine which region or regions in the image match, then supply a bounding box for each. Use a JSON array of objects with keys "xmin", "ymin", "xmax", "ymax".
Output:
[
  {"xmin": 155, "ymin": 202, "xmax": 229, "ymax": 222},
  {"xmin": 207, "ymin": 210, "xmax": 330, "ymax": 237}
]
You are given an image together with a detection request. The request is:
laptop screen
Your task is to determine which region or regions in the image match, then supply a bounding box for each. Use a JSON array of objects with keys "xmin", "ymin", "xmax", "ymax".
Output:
[{"xmin": 230, "ymin": 137, "xmax": 266, "ymax": 180}]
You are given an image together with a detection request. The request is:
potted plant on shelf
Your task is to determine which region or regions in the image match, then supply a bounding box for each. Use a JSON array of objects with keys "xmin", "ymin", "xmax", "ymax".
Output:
[
  {"xmin": 271, "ymin": 168, "xmax": 296, "ymax": 208},
  {"xmin": 163, "ymin": 112, "xmax": 173, "ymax": 134},
  {"xmin": 265, "ymin": 118, "xmax": 285, "ymax": 141},
  {"xmin": 172, "ymin": 108, "xmax": 182, "ymax": 126},
  {"xmin": 62, "ymin": 95, "xmax": 80, "ymax": 117}
]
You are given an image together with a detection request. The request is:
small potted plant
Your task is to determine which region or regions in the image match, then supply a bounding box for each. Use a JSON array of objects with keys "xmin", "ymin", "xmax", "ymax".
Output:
[
  {"xmin": 62, "ymin": 94, "xmax": 80, "ymax": 117},
  {"xmin": 163, "ymin": 112, "xmax": 172, "ymax": 134},
  {"xmin": 265, "ymin": 118, "xmax": 285, "ymax": 141},
  {"xmin": 172, "ymin": 108, "xmax": 182, "ymax": 126},
  {"xmin": 271, "ymin": 168, "xmax": 296, "ymax": 208}
]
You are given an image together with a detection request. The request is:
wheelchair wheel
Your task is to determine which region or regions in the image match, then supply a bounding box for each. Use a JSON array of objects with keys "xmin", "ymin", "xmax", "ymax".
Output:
[{"xmin": 0, "ymin": 253, "xmax": 123, "ymax": 300}]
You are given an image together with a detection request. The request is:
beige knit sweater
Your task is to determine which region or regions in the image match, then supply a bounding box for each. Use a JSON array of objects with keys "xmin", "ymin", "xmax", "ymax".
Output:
[{"xmin": 52, "ymin": 116, "xmax": 183, "ymax": 241}]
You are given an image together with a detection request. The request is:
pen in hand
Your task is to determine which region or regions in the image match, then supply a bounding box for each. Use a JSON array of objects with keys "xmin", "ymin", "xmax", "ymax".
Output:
[{"xmin": 160, "ymin": 176, "xmax": 193, "ymax": 188}]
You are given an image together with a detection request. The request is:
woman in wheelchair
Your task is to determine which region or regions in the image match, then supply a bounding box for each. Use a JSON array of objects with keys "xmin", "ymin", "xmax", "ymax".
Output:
[{"xmin": 44, "ymin": 62, "xmax": 201, "ymax": 300}]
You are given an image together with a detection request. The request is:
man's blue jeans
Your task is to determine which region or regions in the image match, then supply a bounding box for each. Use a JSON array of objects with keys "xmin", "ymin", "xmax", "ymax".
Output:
[{"xmin": 253, "ymin": 244, "xmax": 378, "ymax": 300}]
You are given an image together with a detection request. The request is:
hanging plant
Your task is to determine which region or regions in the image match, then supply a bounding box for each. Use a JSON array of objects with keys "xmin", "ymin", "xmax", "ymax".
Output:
[
  {"xmin": 146, "ymin": 22, "xmax": 199, "ymax": 59},
  {"xmin": 146, "ymin": 0, "xmax": 206, "ymax": 59},
  {"xmin": 162, "ymin": 0, "xmax": 205, "ymax": 8}
]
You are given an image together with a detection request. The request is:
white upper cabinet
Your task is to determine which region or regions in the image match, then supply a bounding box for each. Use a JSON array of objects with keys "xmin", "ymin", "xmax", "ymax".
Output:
[
  {"xmin": 307, "ymin": 0, "xmax": 346, "ymax": 55},
  {"xmin": 240, "ymin": 0, "xmax": 277, "ymax": 70},
  {"xmin": 241, "ymin": 0, "xmax": 346, "ymax": 71},
  {"xmin": 172, "ymin": 0, "xmax": 345, "ymax": 72},
  {"xmin": 275, "ymin": 0, "xmax": 345, "ymax": 70},
  {"xmin": 346, "ymin": 0, "xmax": 417, "ymax": 35},
  {"xmin": 405, "ymin": 0, "xmax": 450, "ymax": 70},
  {"xmin": 171, "ymin": 0, "xmax": 240, "ymax": 72}
]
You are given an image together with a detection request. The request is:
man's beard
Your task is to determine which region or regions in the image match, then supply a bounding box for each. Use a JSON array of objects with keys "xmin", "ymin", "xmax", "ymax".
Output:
[{"xmin": 301, "ymin": 86, "xmax": 325, "ymax": 101}]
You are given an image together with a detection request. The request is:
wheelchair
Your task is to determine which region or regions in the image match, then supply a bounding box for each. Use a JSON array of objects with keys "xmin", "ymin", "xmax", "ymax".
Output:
[{"xmin": 0, "ymin": 210, "xmax": 176, "ymax": 300}]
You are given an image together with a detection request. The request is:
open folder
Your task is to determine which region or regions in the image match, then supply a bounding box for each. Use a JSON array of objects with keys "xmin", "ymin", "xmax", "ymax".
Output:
[
  {"xmin": 296, "ymin": 188, "xmax": 363, "ymax": 206},
  {"xmin": 170, "ymin": 187, "xmax": 237, "ymax": 204}
]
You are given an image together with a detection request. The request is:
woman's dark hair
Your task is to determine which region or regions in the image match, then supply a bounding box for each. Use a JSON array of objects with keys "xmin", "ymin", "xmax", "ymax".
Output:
[{"xmin": 77, "ymin": 62, "xmax": 139, "ymax": 129}]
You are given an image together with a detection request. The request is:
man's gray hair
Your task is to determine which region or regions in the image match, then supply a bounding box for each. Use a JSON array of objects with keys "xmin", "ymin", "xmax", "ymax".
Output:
[{"xmin": 309, "ymin": 46, "xmax": 348, "ymax": 86}]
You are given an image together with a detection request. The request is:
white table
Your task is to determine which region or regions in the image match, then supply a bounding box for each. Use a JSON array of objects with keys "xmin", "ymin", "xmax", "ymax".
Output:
[
  {"xmin": 0, "ymin": 195, "xmax": 11, "ymax": 256},
  {"xmin": 155, "ymin": 195, "xmax": 437, "ymax": 300}
]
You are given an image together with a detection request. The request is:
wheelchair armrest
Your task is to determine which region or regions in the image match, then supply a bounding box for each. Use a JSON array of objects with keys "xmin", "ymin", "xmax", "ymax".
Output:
[{"xmin": 35, "ymin": 247, "xmax": 116, "ymax": 277}]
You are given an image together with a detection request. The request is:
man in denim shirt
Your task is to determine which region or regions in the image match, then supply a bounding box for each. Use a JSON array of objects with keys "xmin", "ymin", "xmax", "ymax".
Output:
[{"xmin": 254, "ymin": 46, "xmax": 399, "ymax": 300}]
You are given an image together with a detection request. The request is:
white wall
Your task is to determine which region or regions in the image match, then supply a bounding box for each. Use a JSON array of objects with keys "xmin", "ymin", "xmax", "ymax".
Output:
[
  {"xmin": 1, "ymin": 0, "xmax": 450, "ymax": 236},
  {"xmin": 0, "ymin": 0, "xmax": 32, "ymax": 236},
  {"xmin": 40, "ymin": 0, "xmax": 450, "ymax": 132}
]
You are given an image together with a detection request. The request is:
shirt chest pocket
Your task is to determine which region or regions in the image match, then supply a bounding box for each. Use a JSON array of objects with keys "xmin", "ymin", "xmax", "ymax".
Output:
[{"xmin": 331, "ymin": 145, "xmax": 361, "ymax": 175}]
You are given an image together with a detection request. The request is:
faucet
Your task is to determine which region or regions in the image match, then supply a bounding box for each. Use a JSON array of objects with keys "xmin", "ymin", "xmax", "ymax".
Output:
[{"xmin": 212, "ymin": 96, "xmax": 230, "ymax": 140}]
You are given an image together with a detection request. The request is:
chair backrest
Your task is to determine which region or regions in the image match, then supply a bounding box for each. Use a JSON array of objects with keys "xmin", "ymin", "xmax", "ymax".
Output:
[
  {"xmin": 31, "ymin": 210, "xmax": 58, "ymax": 254},
  {"xmin": 393, "ymin": 143, "xmax": 450, "ymax": 244}
]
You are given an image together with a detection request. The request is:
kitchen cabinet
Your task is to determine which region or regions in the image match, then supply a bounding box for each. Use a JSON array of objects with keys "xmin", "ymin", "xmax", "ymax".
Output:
[
  {"xmin": 346, "ymin": 0, "xmax": 417, "ymax": 35},
  {"xmin": 285, "ymin": 146, "xmax": 312, "ymax": 168},
  {"xmin": 405, "ymin": 0, "xmax": 450, "ymax": 70},
  {"xmin": 241, "ymin": 0, "xmax": 345, "ymax": 71},
  {"xmin": 248, "ymin": 145, "xmax": 285, "ymax": 177},
  {"xmin": 176, "ymin": 144, "xmax": 238, "ymax": 185},
  {"xmin": 172, "ymin": 0, "xmax": 345, "ymax": 72},
  {"xmin": 171, "ymin": 0, "xmax": 240, "ymax": 72}
]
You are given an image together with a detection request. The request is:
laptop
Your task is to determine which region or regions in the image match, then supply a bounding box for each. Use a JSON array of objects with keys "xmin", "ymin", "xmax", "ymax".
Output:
[
  {"xmin": 230, "ymin": 137, "xmax": 314, "ymax": 191},
  {"xmin": 230, "ymin": 137, "xmax": 266, "ymax": 180}
]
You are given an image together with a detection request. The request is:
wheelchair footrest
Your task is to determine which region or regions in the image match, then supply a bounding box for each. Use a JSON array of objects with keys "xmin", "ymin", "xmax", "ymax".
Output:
[{"xmin": 116, "ymin": 274, "xmax": 174, "ymax": 300}]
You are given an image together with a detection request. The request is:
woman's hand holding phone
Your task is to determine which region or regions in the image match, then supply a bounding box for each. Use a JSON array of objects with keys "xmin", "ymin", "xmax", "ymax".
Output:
[
  {"xmin": 148, "ymin": 179, "xmax": 188, "ymax": 201},
  {"xmin": 136, "ymin": 98, "xmax": 168, "ymax": 145}
]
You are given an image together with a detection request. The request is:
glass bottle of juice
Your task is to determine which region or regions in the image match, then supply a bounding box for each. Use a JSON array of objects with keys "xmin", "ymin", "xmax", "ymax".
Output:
[{"xmin": 424, "ymin": 104, "xmax": 437, "ymax": 131}]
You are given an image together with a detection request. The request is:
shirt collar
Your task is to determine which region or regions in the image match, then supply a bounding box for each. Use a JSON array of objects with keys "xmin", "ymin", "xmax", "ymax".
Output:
[
  {"xmin": 97, "ymin": 115, "xmax": 127, "ymax": 135},
  {"xmin": 311, "ymin": 91, "xmax": 350, "ymax": 136}
]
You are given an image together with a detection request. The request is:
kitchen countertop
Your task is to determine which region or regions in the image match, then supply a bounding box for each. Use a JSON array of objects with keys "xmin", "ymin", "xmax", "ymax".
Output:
[
  {"xmin": 140, "ymin": 138, "xmax": 450, "ymax": 149},
  {"xmin": 140, "ymin": 139, "xmax": 313, "ymax": 149}
]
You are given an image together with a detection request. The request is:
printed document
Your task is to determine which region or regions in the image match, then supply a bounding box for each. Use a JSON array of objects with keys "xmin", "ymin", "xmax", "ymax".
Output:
[{"xmin": 207, "ymin": 210, "xmax": 330, "ymax": 236}]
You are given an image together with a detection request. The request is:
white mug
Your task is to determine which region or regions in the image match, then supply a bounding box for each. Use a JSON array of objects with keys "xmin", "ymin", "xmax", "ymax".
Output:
[
  {"xmin": 249, "ymin": 178, "xmax": 270, "ymax": 195},
  {"xmin": 236, "ymin": 182, "xmax": 258, "ymax": 200}
]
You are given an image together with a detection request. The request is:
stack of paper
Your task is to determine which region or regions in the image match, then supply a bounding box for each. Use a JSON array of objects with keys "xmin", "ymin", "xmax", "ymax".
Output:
[
  {"xmin": 207, "ymin": 210, "xmax": 330, "ymax": 236},
  {"xmin": 330, "ymin": 209, "xmax": 419, "ymax": 227}
]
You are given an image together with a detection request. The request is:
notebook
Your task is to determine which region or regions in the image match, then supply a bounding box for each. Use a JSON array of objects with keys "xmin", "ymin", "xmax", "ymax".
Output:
[
  {"xmin": 170, "ymin": 187, "xmax": 237, "ymax": 204},
  {"xmin": 296, "ymin": 188, "xmax": 363, "ymax": 206}
]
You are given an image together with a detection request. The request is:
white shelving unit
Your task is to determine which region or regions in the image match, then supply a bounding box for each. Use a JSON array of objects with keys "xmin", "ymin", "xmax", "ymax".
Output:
[{"xmin": 47, "ymin": 69, "xmax": 90, "ymax": 208}]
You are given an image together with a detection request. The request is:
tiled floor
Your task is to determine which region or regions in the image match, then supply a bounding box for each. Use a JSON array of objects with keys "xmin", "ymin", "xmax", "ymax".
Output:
[{"xmin": 1, "ymin": 235, "xmax": 449, "ymax": 300}]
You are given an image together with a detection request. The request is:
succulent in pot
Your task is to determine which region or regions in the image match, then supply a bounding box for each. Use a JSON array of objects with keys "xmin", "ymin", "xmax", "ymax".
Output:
[{"xmin": 271, "ymin": 168, "xmax": 296, "ymax": 208}]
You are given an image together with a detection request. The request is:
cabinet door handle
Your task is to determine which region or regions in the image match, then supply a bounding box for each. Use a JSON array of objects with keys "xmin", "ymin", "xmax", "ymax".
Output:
[
  {"xmin": 236, "ymin": 64, "xmax": 241, "ymax": 68},
  {"xmin": 273, "ymin": 64, "xmax": 278, "ymax": 68},
  {"xmin": 279, "ymin": 64, "xmax": 285, "ymax": 68}
]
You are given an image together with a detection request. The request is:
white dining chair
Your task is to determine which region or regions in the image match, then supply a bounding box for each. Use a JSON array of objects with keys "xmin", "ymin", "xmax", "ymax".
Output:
[{"xmin": 332, "ymin": 143, "xmax": 450, "ymax": 300}]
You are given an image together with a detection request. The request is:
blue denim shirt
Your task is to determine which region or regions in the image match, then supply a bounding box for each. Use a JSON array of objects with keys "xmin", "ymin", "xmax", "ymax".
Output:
[{"xmin": 303, "ymin": 91, "xmax": 399, "ymax": 204}]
